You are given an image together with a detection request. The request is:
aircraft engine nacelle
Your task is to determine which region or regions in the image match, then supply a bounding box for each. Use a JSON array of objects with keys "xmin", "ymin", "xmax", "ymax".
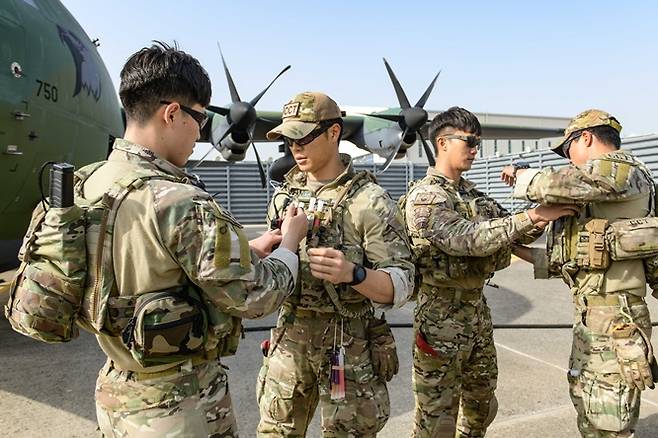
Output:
[
  {"xmin": 210, "ymin": 116, "xmax": 251, "ymax": 162},
  {"xmin": 350, "ymin": 118, "xmax": 417, "ymax": 160}
]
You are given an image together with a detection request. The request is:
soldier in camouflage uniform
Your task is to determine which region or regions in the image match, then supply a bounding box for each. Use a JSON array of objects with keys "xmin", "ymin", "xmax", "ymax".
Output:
[
  {"xmin": 256, "ymin": 92, "xmax": 415, "ymax": 437},
  {"xmin": 404, "ymin": 106, "xmax": 578, "ymax": 438},
  {"xmin": 84, "ymin": 43, "xmax": 307, "ymax": 437},
  {"xmin": 505, "ymin": 110, "xmax": 657, "ymax": 437}
]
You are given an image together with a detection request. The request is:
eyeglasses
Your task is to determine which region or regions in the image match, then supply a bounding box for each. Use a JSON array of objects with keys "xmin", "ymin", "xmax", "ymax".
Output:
[
  {"xmin": 440, "ymin": 134, "xmax": 481, "ymax": 149},
  {"xmin": 160, "ymin": 100, "xmax": 209, "ymax": 130},
  {"xmin": 561, "ymin": 133, "xmax": 583, "ymax": 159},
  {"xmin": 283, "ymin": 120, "xmax": 338, "ymax": 148}
]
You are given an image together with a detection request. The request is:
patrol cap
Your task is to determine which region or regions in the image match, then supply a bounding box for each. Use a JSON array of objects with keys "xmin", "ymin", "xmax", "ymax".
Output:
[
  {"xmin": 551, "ymin": 109, "xmax": 622, "ymax": 158},
  {"xmin": 266, "ymin": 91, "xmax": 343, "ymax": 140}
]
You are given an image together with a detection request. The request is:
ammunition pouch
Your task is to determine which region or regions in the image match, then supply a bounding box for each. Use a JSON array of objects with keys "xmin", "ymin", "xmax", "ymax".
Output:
[
  {"xmin": 575, "ymin": 219, "xmax": 610, "ymax": 270},
  {"xmin": 367, "ymin": 315, "xmax": 399, "ymax": 382}
]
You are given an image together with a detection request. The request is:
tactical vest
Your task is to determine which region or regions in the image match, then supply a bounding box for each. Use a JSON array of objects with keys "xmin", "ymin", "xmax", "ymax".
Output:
[
  {"xmin": 545, "ymin": 152, "xmax": 656, "ymax": 296},
  {"xmin": 6, "ymin": 162, "xmax": 241, "ymax": 364},
  {"xmin": 403, "ymin": 174, "xmax": 512, "ymax": 292},
  {"xmin": 276, "ymin": 170, "xmax": 377, "ymax": 317}
]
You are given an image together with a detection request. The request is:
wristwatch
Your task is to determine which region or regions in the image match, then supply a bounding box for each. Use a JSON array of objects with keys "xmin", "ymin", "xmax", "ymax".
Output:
[
  {"xmin": 347, "ymin": 263, "xmax": 367, "ymax": 286},
  {"xmin": 512, "ymin": 160, "xmax": 530, "ymax": 176}
]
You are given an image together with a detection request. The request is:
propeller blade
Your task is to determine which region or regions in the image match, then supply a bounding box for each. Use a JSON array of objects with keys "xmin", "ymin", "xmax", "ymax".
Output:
[
  {"xmin": 364, "ymin": 113, "xmax": 404, "ymax": 123},
  {"xmin": 218, "ymin": 43, "xmax": 241, "ymax": 103},
  {"xmin": 419, "ymin": 132, "xmax": 436, "ymax": 167},
  {"xmin": 189, "ymin": 146, "xmax": 215, "ymax": 170},
  {"xmin": 377, "ymin": 128, "xmax": 408, "ymax": 175},
  {"xmin": 383, "ymin": 58, "xmax": 411, "ymax": 109},
  {"xmin": 207, "ymin": 105, "xmax": 229, "ymax": 116},
  {"xmin": 250, "ymin": 141, "xmax": 267, "ymax": 188},
  {"xmin": 415, "ymin": 70, "xmax": 441, "ymax": 109},
  {"xmin": 214, "ymin": 124, "xmax": 233, "ymax": 146},
  {"xmin": 249, "ymin": 65, "xmax": 291, "ymax": 107}
]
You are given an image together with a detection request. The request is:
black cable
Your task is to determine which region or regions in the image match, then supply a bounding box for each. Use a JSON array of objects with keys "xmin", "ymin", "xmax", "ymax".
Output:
[
  {"xmin": 242, "ymin": 321, "xmax": 658, "ymax": 333},
  {"xmin": 38, "ymin": 161, "xmax": 57, "ymax": 211}
]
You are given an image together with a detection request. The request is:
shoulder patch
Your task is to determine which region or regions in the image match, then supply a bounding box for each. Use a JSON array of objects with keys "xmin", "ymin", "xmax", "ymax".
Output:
[{"xmin": 412, "ymin": 191, "xmax": 447, "ymax": 206}]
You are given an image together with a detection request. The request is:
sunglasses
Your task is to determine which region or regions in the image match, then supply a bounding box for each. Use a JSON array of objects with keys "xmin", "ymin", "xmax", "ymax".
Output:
[
  {"xmin": 561, "ymin": 133, "xmax": 583, "ymax": 159},
  {"xmin": 283, "ymin": 120, "xmax": 338, "ymax": 147},
  {"xmin": 440, "ymin": 134, "xmax": 481, "ymax": 149},
  {"xmin": 160, "ymin": 100, "xmax": 209, "ymax": 130}
]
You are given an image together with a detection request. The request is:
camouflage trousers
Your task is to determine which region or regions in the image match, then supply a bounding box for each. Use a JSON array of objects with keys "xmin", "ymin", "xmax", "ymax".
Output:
[
  {"xmin": 568, "ymin": 299, "xmax": 652, "ymax": 438},
  {"xmin": 257, "ymin": 311, "xmax": 390, "ymax": 437},
  {"xmin": 412, "ymin": 290, "xmax": 498, "ymax": 438},
  {"xmin": 95, "ymin": 358, "xmax": 238, "ymax": 437}
]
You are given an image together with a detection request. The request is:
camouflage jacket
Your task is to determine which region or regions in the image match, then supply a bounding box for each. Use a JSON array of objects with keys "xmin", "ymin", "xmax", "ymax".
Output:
[
  {"xmin": 514, "ymin": 150, "xmax": 657, "ymax": 296},
  {"xmin": 83, "ymin": 139, "xmax": 298, "ymax": 372},
  {"xmin": 405, "ymin": 167, "xmax": 541, "ymax": 291},
  {"xmin": 269, "ymin": 154, "xmax": 414, "ymax": 315}
]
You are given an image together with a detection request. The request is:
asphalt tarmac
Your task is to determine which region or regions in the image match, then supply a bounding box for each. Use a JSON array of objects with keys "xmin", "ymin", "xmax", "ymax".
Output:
[{"xmin": 2, "ymin": 225, "xmax": 658, "ymax": 437}]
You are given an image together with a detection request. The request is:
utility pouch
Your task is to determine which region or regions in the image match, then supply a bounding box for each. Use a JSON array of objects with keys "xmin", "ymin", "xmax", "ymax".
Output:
[
  {"xmin": 607, "ymin": 217, "xmax": 658, "ymax": 261},
  {"xmin": 121, "ymin": 290, "xmax": 208, "ymax": 367},
  {"xmin": 367, "ymin": 315, "xmax": 399, "ymax": 382},
  {"xmin": 576, "ymin": 219, "xmax": 610, "ymax": 269},
  {"xmin": 611, "ymin": 322, "xmax": 655, "ymax": 391},
  {"xmin": 5, "ymin": 204, "xmax": 87, "ymax": 343}
]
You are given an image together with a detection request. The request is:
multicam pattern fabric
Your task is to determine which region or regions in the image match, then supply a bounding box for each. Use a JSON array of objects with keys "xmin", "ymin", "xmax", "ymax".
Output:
[
  {"xmin": 96, "ymin": 360, "xmax": 238, "ymax": 437},
  {"xmin": 515, "ymin": 150, "xmax": 656, "ymax": 437},
  {"xmin": 552, "ymin": 109, "xmax": 623, "ymax": 154},
  {"xmin": 258, "ymin": 155, "xmax": 414, "ymax": 436},
  {"xmin": 257, "ymin": 313, "xmax": 390, "ymax": 437},
  {"xmin": 568, "ymin": 304, "xmax": 650, "ymax": 437},
  {"xmin": 404, "ymin": 167, "xmax": 541, "ymax": 438},
  {"xmin": 84, "ymin": 138, "xmax": 297, "ymax": 436}
]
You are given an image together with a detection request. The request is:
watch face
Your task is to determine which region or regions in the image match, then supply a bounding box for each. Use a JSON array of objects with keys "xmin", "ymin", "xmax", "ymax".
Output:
[{"xmin": 355, "ymin": 265, "xmax": 366, "ymax": 282}]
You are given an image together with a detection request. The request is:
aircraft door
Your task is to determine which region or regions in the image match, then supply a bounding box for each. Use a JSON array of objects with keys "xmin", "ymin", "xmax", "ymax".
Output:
[{"xmin": 0, "ymin": 2, "xmax": 35, "ymax": 236}]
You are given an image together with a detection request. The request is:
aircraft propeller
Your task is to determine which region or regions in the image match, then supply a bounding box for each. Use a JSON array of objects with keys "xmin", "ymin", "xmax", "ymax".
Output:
[
  {"xmin": 207, "ymin": 44, "xmax": 290, "ymax": 187},
  {"xmin": 368, "ymin": 58, "xmax": 440, "ymax": 173}
]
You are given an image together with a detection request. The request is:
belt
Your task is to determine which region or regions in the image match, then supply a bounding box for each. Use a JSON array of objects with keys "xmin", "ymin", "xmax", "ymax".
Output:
[
  {"xmin": 290, "ymin": 307, "xmax": 337, "ymax": 319},
  {"xmin": 434, "ymin": 287, "xmax": 482, "ymax": 303},
  {"xmin": 578, "ymin": 294, "xmax": 645, "ymax": 307},
  {"xmin": 118, "ymin": 348, "xmax": 219, "ymax": 381}
]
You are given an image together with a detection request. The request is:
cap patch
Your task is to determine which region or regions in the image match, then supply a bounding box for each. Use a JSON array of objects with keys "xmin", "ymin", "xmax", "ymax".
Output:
[{"xmin": 282, "ymin": 102, "xmax": 300, "ymax": 118}]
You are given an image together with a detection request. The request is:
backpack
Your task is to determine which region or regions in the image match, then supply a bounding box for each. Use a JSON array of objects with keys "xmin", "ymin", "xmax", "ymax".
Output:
[{"xmin": 4, "ymin": 162, "xmax": 181, "ymax": 343}]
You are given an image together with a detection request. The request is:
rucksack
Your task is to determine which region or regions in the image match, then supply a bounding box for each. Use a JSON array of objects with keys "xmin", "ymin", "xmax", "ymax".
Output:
[{"xmin": 5, "ymin": 162, "xmax": 181, "ymax": 343}]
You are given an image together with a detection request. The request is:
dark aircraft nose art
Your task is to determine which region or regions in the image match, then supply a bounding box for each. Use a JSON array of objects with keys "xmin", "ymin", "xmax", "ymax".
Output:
[{"xmin": 56, "ymin": 24, "xmax": 102, "ymax": 101}]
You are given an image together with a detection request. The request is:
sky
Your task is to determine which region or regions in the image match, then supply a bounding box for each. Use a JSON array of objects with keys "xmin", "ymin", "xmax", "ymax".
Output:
[{"xmin": 60, "ymin": 0, "xmax": 658, "ymax": 160}]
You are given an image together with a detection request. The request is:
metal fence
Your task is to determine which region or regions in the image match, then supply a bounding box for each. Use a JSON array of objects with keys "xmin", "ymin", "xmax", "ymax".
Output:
[{"xmin": 188, "ymin": 134, "xmax": 658, "ymax": 223}]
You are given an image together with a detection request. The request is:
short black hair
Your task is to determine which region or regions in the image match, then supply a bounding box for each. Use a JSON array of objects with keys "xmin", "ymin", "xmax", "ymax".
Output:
[
  {"xmin": 119, "ymin": 41, "xmax": 211, "ymax": 123},
  {"xmin": 428, "ymin": 106, "xmax": 482, "ymax": 154},
  {"xmin": 587, "ymin": 125, "xmax": 621, "ymax": 148}
]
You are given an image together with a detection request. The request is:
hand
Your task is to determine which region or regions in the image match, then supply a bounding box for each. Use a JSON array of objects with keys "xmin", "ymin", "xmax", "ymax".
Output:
[
  {"xmin": 527, "ymin": 204, "xmax": 580, "ymax": 224},
  {"xmin": 307, "ymin": 247, "xmax": 353, "ymax": 284},
  {"xmin": 500, "ymin": 165, "xmax": 517, "ymax": 186},
  {"xmin": 249, "ymin": 229, "xmax": 282, "ymax": 258},
  {"xmin": 279, "ymin": 205, "xmax": 307, "ymax": 252}
]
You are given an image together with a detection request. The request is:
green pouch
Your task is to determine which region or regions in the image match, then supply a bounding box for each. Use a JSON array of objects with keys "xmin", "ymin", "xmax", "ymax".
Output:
[
  {"xmin": 121, "ymin": 290, "xmax": 207, "ymax": 367},
  {"xmin": 5, "ymin": 204, "xmax": 87, "ymax": 343}
]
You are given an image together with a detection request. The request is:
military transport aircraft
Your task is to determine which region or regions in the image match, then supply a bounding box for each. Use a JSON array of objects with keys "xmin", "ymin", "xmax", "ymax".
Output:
[{"xmin": 0, "ymin": 0, "xmax": 563, "ymax": 271}]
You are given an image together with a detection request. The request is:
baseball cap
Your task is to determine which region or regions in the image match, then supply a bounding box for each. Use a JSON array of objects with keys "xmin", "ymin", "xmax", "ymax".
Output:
[{"xmin": 266, "ymin": 91, "xmax": 342, "ymax": 140}]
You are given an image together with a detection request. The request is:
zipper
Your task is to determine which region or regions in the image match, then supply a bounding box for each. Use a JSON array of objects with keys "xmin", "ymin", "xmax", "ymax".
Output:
[{"xmin": 143, "ymin": 314, "xmax": 198, "ymax": 330}]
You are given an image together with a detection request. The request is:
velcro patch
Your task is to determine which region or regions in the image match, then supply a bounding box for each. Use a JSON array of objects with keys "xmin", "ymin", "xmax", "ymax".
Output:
[
  {"xmin": 413, "ymin": 192, "xmax": 445, "ymax": 206},
  {"xmin": 282, "ymin": 102, "xmax": 300, "ymax": 118}
]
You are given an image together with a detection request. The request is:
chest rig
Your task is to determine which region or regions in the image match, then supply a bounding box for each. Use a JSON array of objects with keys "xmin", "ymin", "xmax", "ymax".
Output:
[
  {"xmin": 545, "ymin": 153, "xmax": 656, "ymax": 295},
  {"xmin": 274, "ymin": 170, "xmax": 376, "ymax": 316},
  {"xmin": 406, "ymin": 174, "xmax": 511, "ymax": 290}
]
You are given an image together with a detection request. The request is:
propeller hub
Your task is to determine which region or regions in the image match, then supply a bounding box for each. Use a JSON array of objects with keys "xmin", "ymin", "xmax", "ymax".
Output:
[
  {"xmin": 403, "ymin": 107, "xmax": 428, "ymax": 131},
  {"xmin": 229, "ymin": 102, "xmax": 257, "ymax": 129}
]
